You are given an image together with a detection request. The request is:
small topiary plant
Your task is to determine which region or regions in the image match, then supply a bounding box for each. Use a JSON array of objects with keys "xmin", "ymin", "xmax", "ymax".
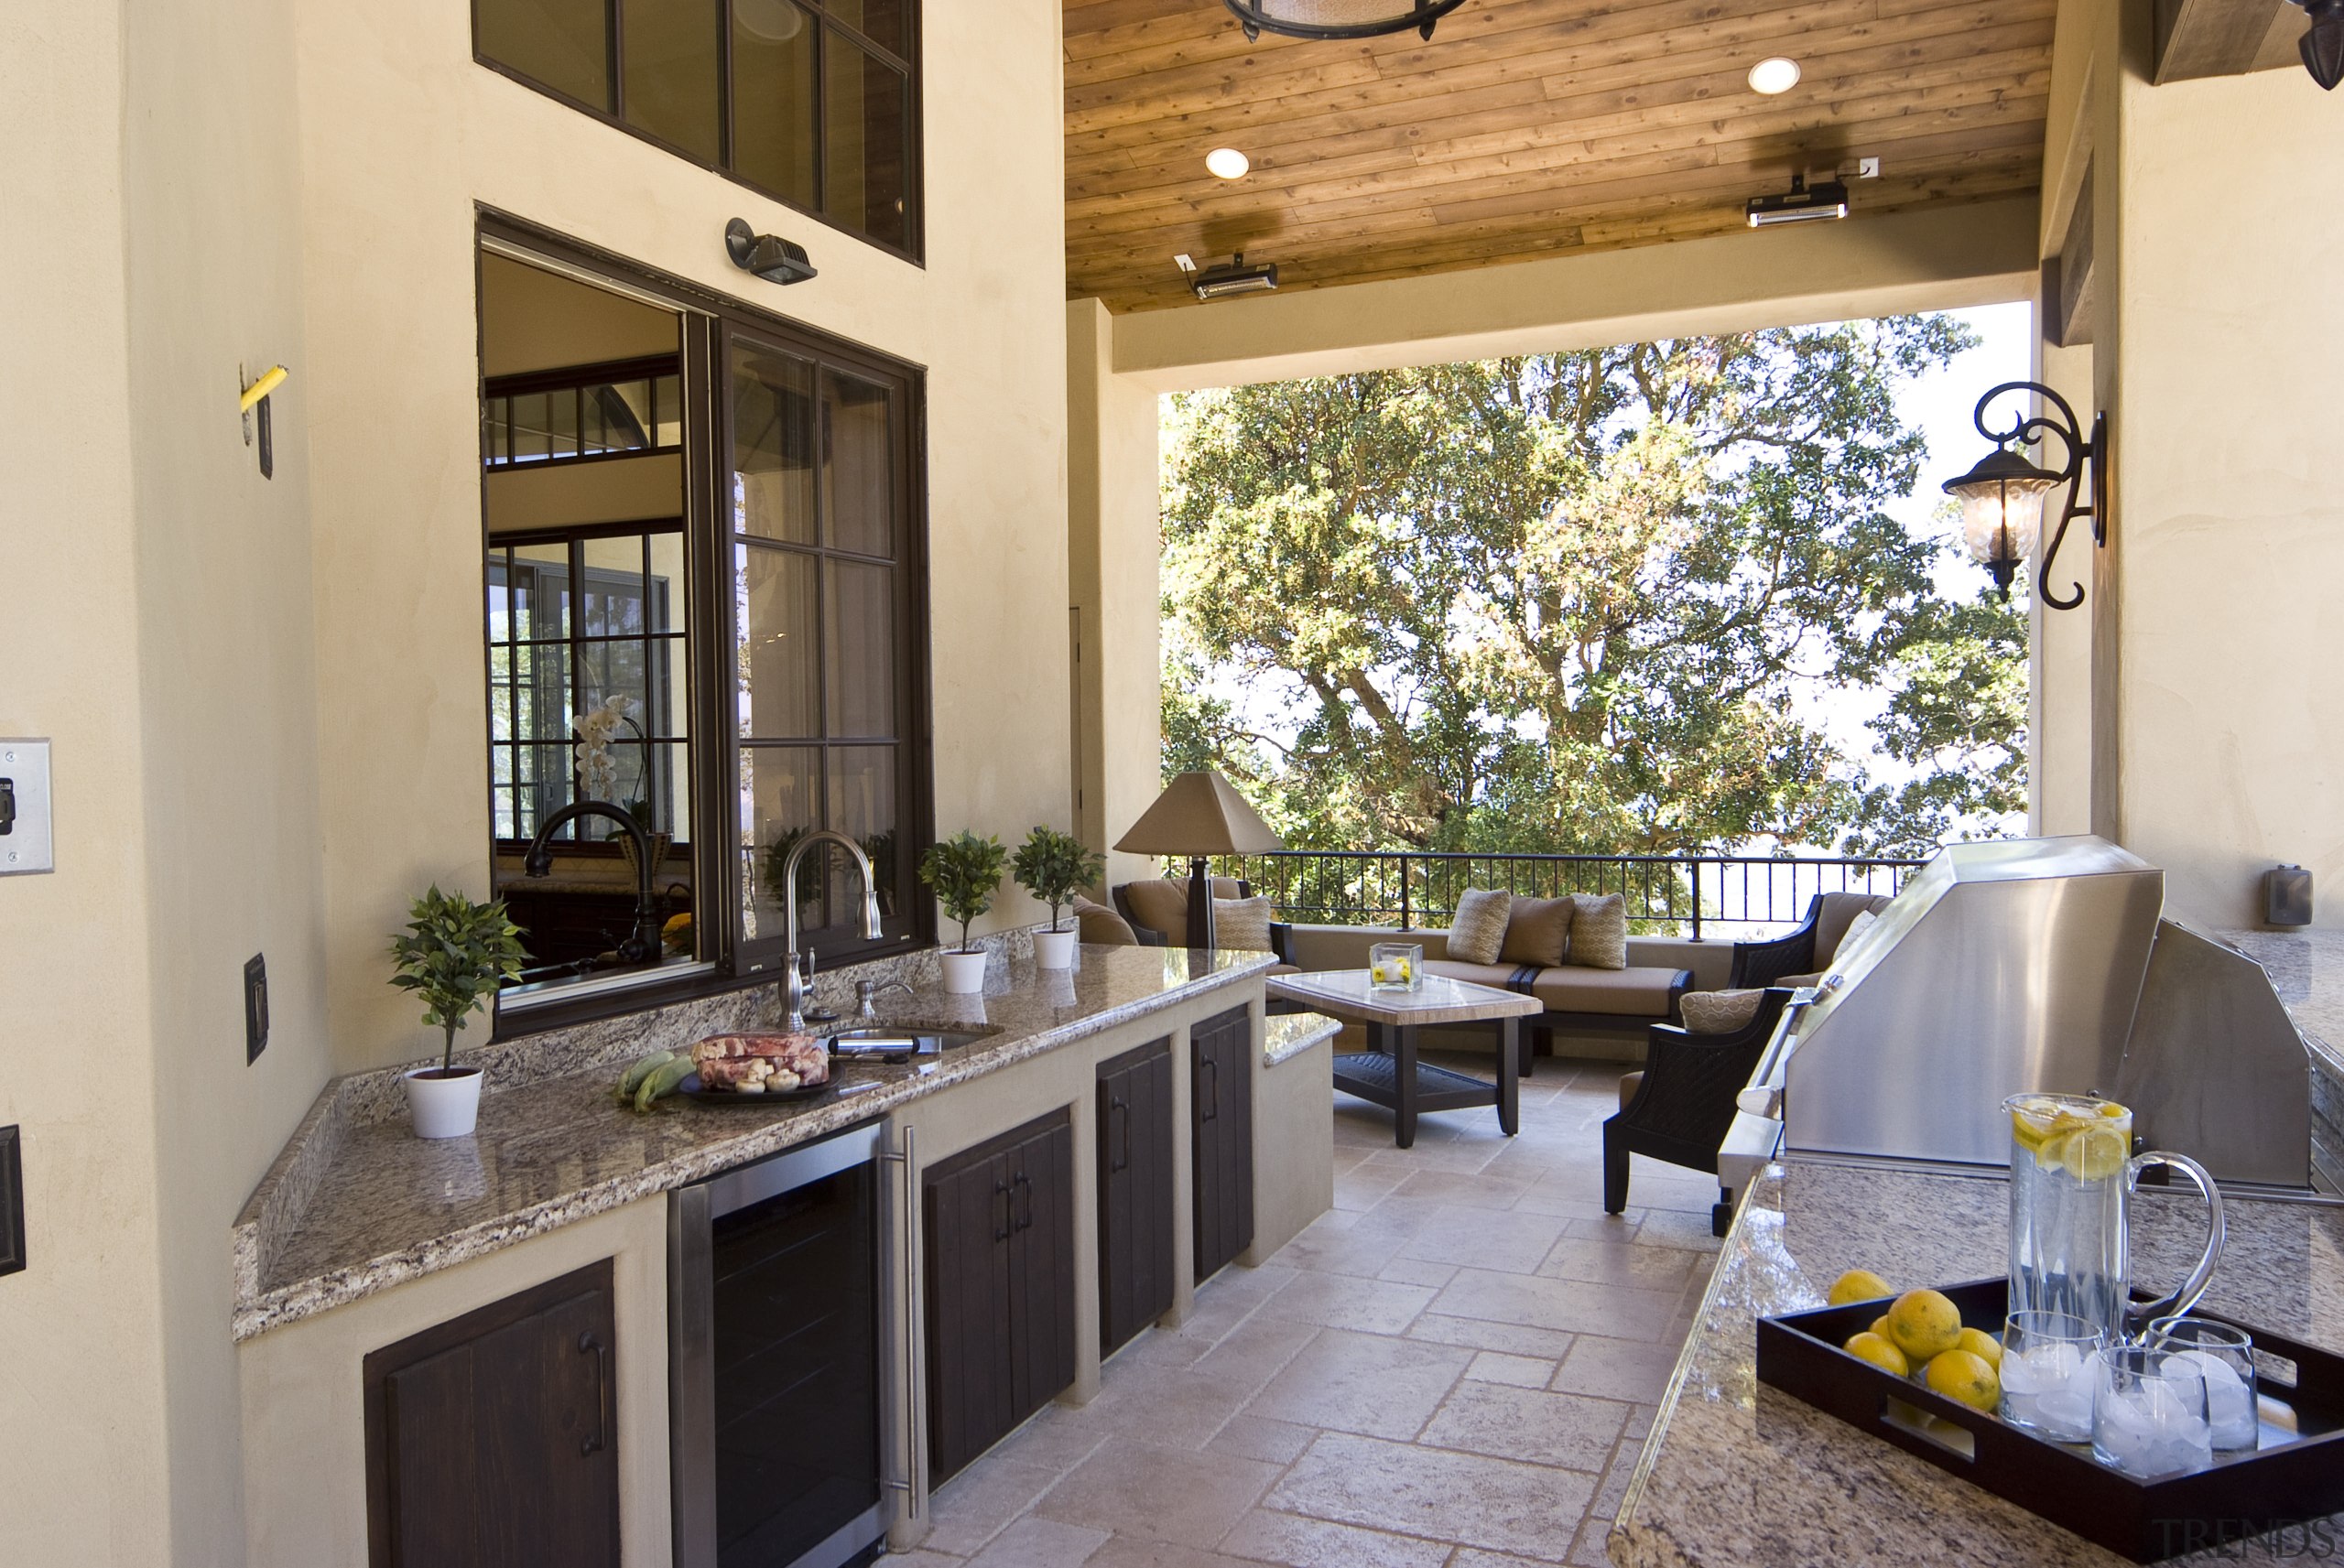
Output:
[
  {"xmin": 918, "ymin": 831, "xmax": 1008, "ymax": 955},
  {"xmin": 1012, "ymin": 827, "xmax": 1106, "ymax": 934},
  {"xmin": 389, "ymin": 886, "xmax": 529, "ymax": 1075}
]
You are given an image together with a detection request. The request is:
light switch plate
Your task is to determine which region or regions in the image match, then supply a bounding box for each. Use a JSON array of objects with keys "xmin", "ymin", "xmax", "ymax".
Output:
[{"xmin": 0, "ymin": 740, "xmax": 53, "ymax": 875}]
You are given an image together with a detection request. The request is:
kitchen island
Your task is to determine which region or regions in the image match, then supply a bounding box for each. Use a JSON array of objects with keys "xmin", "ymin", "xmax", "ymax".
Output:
[
  {"xmin": 232, "ymin": 944, "xmax": 1333, "ymax": 1567},
  {"xmin": 1611, "ymin": 1159, "xmax": 2344, "ymax": 1568}
]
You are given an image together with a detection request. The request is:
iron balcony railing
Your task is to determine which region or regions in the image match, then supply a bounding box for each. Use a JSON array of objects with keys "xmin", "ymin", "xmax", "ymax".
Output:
[{"xmin": 1181, "ymin": 849, "xmax": 1926, "ymax": 941}]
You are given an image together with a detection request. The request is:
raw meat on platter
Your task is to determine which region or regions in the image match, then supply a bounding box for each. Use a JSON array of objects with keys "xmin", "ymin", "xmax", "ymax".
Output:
[{"xmin": 690, "ymin": 1032, "xmax": 830, "ymax": 1092}]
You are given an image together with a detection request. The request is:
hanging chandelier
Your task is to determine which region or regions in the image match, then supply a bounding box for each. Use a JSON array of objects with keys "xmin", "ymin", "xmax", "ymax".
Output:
[{"xmin": 1223, "ymin": 0, "xmax": 1471, "ymax": 41}]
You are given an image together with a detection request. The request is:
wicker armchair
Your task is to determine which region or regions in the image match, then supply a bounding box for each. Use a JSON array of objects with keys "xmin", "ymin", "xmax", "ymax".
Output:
[
  {"xmin": 1724, "ymin": 891, "xmax": 1891, "ymax": 989},
  {"xmin": 1602, "ymin": 988, "xmax": 1794, "ymax": 1236}
]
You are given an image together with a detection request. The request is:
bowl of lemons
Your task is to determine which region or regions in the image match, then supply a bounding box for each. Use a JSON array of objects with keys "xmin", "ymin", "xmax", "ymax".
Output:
[{"xmin": 1827, "ymin": 1271, "xmax": 2005, "ymax": 1414}]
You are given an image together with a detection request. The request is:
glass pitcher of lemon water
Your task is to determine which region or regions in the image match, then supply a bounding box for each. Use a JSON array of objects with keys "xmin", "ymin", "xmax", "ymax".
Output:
[{"xmin": 2005, "ymin": 1094, "xmax": 2226, "ymax": 1345}]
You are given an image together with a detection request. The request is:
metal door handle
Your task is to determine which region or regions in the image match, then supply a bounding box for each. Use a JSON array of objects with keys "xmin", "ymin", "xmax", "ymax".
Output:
[
  {"xmin": 1012, "ymin": 1172, "xmax": 1035, "ymax": 1233},
  {"xmin": 993, "ymin": 1178, "xmax": 1011, "ymax": 1241},
  {"xmin": 578, "ymin": 1330, "xmax": 612, "ymax": 1457},
  {"xmin": 1109, "ymin": 1096, "xmax": 1130, "ymax": 1173}
]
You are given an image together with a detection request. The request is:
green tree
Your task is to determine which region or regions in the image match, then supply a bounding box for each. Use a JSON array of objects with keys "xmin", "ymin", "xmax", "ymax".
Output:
[{"xmin": 1160, "ymin": 320, "xmax": 2025, "ymax": 860}]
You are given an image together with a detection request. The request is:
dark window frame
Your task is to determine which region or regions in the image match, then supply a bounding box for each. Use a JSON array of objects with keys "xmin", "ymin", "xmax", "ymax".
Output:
[
  {"xmin": 483, "ymin": 352, "xmax": 684, "ymax": 470},
  {"xmin": 476, "ymin": 211, "xmax": 933, "ymax": 1041},
  {"xmin": 470, "ymin": 0, "xmax": 925, "ymax": 265}
]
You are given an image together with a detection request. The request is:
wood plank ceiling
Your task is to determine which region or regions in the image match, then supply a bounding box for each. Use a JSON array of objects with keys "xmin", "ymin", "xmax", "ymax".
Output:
[{"xmin": 1064, "ymin": 0, "xmax": 2055, "ymax": 312}]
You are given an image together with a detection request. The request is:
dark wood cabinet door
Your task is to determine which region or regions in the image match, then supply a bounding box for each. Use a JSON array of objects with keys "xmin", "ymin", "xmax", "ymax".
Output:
[
  {"xmin": 1097, "ymin": 1038, "xmax": 1176, "ymax": 1355},
  {"xmin": 1190, "ymin": 1007, "xmax": 1256, "ymax": 1283},
  {"xmin": 923, "ymin": 1107, "xmax": 1077, "ymax": 1484},
  {"xmin": 365, "ymin": 1260, "xmax": 619, "ymax": 1568}
]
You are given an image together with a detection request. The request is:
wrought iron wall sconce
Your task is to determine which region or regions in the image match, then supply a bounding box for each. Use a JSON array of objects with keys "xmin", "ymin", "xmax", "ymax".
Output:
[
  {"xmin": 1941, "ymin": 380, "xmax": 2106, "ymax": 610},
  {"xmin": 1223, "ymin": 0, "xmax": 1469, "ymax": 41},
  {"xmin": 724, "ymin": 218, "xmax": 817, "ymax": 286}
]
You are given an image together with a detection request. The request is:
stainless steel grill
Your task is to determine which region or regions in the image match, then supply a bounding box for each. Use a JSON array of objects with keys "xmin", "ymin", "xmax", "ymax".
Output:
[{"xmin": 1722, "ymin": 836, "xmax": 2317, "ymax": 1200}]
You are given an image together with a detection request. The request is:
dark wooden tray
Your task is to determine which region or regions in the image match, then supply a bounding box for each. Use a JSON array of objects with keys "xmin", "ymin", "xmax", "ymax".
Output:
[{"xmin": 1756, "ymin": 1277, "xmax": 2344, "ymax": 1562}]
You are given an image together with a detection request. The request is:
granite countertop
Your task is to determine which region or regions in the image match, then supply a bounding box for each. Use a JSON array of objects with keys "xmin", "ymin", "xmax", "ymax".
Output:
[
  {"xmin": 1611, "ymin": 1159, "xmax": 2344, "ymax": 1568},
  {"xmin": 232, "ymin": 945, "xmax": 1273, "ymax": 1341},
  {"xmin": 1264, "ymin": 1011, "xmax": 1341, "ymax": 1066},
  {"xmin": 2216, "ymin": 927, "xmax": 2344, "ymax": 1084}
]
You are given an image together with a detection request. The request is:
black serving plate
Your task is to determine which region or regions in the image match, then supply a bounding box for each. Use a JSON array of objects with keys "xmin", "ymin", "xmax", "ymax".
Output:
[
  {"xmin": 1757, "ymin": 1277, "xmax": 2344, "ymax": 1562},
  {"xmin": 678, "ymin": 1074, "xmax": 835, "ymax": 1107}
]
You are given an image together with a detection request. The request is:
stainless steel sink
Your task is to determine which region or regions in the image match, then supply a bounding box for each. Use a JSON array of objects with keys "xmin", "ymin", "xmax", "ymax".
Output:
[{"xmin": 824, "ymin": 1028, "xmax": 991, "ymax": 1062}]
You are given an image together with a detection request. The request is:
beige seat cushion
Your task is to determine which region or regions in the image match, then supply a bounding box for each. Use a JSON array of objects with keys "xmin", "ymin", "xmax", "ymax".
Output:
[
  {"xmin": 1072, "ymin": 895, "xmax": 1138, "ymax": 946},
  {"xmin": 1499, "ymin": 895, "xmax": 1573, "ymax": 968},
  {"xmin": 1212, "ymin": 894, "xmax": 1276, "ymax": 953},
  {"xmin": 1528, "ymin": 964, "xmax": 1680, "ymax": 1017},
  {"xmin": 1568, "ymin": 892, "xmax": 1629, "ymax": 969},
  {"xmin": 1422, "ymin": 957, "xmax": 1528, "ymax": 991},
  {"xmin": 1618, "ymin": 1070, "xmax": 1645, "ymax": 1109},
  {"xmin": 1447, "ymin": 887, "xmax": 1511, "ymax": 964},
  {"xmin": 1776, "ymin": 972, "xmax": 1824, "ymax": 989},
  {"xmin": 1118, "ymin": 875, "xmax": 1245, "ymax": 939},
  {"xmin": 1679, "ymin": 988, "xmax": 1765, "ymax": 1034},
  {"xmin": 1814, "ymin": 892, "xmax": 1894, "ymax": 966}
]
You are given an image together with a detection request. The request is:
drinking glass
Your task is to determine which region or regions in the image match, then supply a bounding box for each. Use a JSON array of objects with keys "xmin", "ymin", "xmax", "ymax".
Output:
[
  {"xmin": 2001, "ymin": 1309, "xmax": 2102, "ymax": 1442},
  {"xmin": 2148, "ymin": 1315, "xmax": 2259, "ymax": 1453},
  {"xmin": 2092, "ymin": 1345, "xmax": 2214, "ymax": 1479}
]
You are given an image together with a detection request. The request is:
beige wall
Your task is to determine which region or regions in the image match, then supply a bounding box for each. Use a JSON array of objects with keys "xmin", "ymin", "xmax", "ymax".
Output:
[
  {"xmin": 1065, "ymin": 301, "xmax": 1166, "ymax": 882},
  {"xmin": 0, "ymin": 0, "xmax": 334, "ymax": 1561},
  {"xmin": 2030, "ymin": 336, "xmax": 2098, "ymax": 837},
  {"xmin": 2092, "ymin": 12, "xmax": 2344, "ymax": 928},
  {"xmin": 295, "ymin": 0, "xmax": 1073, "ymax": 1072}
]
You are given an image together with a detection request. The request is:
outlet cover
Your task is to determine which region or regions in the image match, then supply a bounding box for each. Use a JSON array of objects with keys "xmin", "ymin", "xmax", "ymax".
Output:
[
  {"xmin": 0, "ymin": 740, "xmax": 54, "ymax": 876},
  {"xmin": 0, "ymin": 1126, "xmax": 23, "ymax": 1278},
  {"xmin": 244, "ymin": 955, "xmax": 270, "ymax": 1064}
]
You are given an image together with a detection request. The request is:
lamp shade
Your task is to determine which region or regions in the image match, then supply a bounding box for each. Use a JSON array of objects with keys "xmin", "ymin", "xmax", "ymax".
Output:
[
  {"xmin": 1113, "ymin": 772, "xmax": 1286, "ymax": 857},
  {"xmin": 1944, "ymin": 446, "xmax": 2059, "ymax": 592}
]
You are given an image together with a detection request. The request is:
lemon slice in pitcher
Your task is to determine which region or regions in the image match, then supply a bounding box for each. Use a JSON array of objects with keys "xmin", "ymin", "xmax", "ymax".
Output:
[{"xmin": 2057, "ymin": 1123, "xmax": 2131, "ymax": 1183}]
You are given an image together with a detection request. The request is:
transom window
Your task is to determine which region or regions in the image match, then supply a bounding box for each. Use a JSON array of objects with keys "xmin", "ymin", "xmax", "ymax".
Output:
[{"xmin": 473, "ymin": 0, "xmax": 919, "ymax": 257}]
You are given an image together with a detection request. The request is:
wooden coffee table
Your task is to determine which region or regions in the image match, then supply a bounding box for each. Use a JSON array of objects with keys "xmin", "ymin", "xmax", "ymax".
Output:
[{"xmin": 1264, "ymin": 969, "xmax": 1540, "ymax": 1148}]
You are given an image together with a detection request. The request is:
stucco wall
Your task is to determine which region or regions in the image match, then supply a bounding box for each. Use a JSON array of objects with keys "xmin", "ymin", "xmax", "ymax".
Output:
[
  {"xmin": 293, "ymin": 0, "xmax": 1073, "ymax": 1072},
  {"xmin": 2101, "ymin": 18, "xmax": 2344, "ymax": 927}
]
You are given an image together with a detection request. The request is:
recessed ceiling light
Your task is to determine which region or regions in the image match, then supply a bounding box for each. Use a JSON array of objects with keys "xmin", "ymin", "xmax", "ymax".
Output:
[
  {"xmin": 1747, "ymin": 57, "xmax": 1801, "ymax": 94},
  {"xmin": 1205, "ymin": 146, "xmax": 1252, "ymax": 179}
]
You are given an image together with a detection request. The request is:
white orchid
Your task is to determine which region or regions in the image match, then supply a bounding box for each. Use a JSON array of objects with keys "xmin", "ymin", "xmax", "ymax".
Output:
[{"xmin": 574, "ymin": 695, "xmax": 635, "ymax": 803}]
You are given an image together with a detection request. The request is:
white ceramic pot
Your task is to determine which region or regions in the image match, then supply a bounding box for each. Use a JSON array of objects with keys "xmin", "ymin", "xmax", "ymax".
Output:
[
  {"xmin": 1033, "ymin": 929, "xmax": 1078, "ymax": 970},
  {"xmin": 405, "ymin": 1065, "xmax": 484, "ymax": 1139},
  {"xmin": 939, "ymin": 948, "xmax": 988, "ymax": 994}
]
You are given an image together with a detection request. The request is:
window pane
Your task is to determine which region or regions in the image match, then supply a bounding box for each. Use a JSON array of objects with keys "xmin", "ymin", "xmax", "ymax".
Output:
[
  {"xmin": 477, "ymin": 0, "xmax": 611, "ymax": 109},
  {"xmin": 824, "ymin": 38, "xmax": 907, "ymax": 249},
  {"xmin": 622, "ymin": 0, "xmax": 721, "ymax": 162},
  {"xmin": 509, "ymin": 391, "xmax": 553, "ymax": 463},
  {"xmin": 547, "ymin": 387, "xmax": 581, "ymax": 459},
  {"xmin": 487, "ymin": 550, "xmax": 515, "ymax": 643},
  {"xmin": 483, "ymin": 398, "xmax": 509, "ymax": 465},
  {"xmin": 738, "ymin": 544, "xmax": 818, "ymax": 738},
  {"xmin": 741, "ymin": 745, "xmax": 819, "ymax": 943},
  {"xmin": 824, "ymin": 558, "xmax": 893, "ymax": 737},
  {"xmin": 821, "ymin": 369, "xmax": 895, "ymax": 557},
  {"xmin": 829, "ymin": 745, "xmax": 898, "ymax": 918},
  {"xmin": 732, "ymin": 2, "xmax": 817, "ymax": 210},
  {"xmin": 731, "ymin": 342, "xmax": 816, "ymax": 543},
  {"xmin": 653, "ymin": 374, "xmax": 682, "ymax": 448},
  {"xmin": 582, "ymin": 534, "xmax": 646, "ymax": 636},
  {"xmin": 825, "ymin": 0, "xmax": 906, "ymax": 58},
  {"xmin": 514, "ymin": 543, "xmax": 570, "ymax": 640},
  {"xmin": 647, "ymin": 529, "xmax": 687, "ymax": 633}
]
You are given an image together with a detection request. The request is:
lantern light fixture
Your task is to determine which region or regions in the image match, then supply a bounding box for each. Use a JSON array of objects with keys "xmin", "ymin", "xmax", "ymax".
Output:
[
  {"xmin": 1941, "ymin": 380, "xmax": 2106, "ymax": 609},
  {"xmin": 1222, "ymin": 0, "xmax": 1471, "ymax": 41}
]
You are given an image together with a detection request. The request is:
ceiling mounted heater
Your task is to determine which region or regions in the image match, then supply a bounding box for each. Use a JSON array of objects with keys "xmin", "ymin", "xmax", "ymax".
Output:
[
  {"xmin": 1745, "ymin": 174, "xmax": 1850, "ymax": 227},
  {"xmin": 1189, "ymin": 253, "xmax": 1279, "ymax": 300}
]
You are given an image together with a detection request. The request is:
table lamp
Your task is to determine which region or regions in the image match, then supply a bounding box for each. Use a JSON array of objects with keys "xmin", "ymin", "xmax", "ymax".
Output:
[{"xmin": 1112, "ymin": 771, "xmax": 1286, "ymax": 949}]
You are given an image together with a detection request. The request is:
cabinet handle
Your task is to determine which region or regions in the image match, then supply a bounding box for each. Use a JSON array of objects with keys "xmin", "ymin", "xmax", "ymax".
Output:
[
  {"xmin": 993, "ymin": 1177, "xmax": 1012, "ymax": 1242},
  {"xmin": 1199, "ymin": 1056, "xmax": 1219, "ymax": 1124},
  {"xmin": 1109, "ymin": 1096, "xmax": 1130, "ymax": 1173},
  {"xmin": 578, "ymin": 1330, "xmax": 612, "ymax": 1458},
  {"xmin": 1012, "ymin": 1171, "xmax": 1035, "ymax": 1233}
]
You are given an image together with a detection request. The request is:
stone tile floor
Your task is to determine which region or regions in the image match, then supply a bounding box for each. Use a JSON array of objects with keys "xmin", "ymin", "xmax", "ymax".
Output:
[{"xmin": 898, "ymin": 1054, "xmax": 1725, "ymax": 1568}]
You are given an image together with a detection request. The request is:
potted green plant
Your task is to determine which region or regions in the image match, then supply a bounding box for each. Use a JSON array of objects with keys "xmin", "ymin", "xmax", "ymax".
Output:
[
  {"xmin": 1013, "ymin": 827, "xmax": 1106, "ymax": 970},
  {"xmin": 388, "ymin": 885, "xmax": 529, "ymax": 1138},
  {"xmin": 918, "ymin": 831, "xmax": 1007, "ymax": 993}
]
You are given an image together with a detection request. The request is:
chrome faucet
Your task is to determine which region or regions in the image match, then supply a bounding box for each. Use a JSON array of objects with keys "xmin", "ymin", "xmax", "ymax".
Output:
[
  {"xmin": 855, "ymin": 978, "xmax": 916, "ymax": 1022},
  {"xmin": 779, "ymin": 828, "xmax": 885, "ymax": 1030}
]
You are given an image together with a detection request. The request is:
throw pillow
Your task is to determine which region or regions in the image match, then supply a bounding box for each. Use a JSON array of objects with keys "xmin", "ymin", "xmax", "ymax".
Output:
[
  {"xmin": 1839, "ymin": 909, "xmax": 1880, "ymax": 957},
  {"xmin": 1679, "ymin": 989, "xmax": 1765, "ymax": 1035},
  {"xmin": 1211, "ymin": 895, "xmax": 1275, "ymax": 954},
  {"xmin": 1072, "ymin": 895, "xmax": 1138, "ymax": 946},
  {"xmin": 1120, "ymin": 878, "xmax": 1191, "ymax": 940},
  {"xmin": 1568, "ymin": 892, "xmax": 1628, "ymax": 969},
  {"xmin": 1446, "ymin": 887, "xmax": 1511, "ymax": 965},
  {"xmin": 1498, "ymin": 895, "xmax": 1573, "ymax": 968}
]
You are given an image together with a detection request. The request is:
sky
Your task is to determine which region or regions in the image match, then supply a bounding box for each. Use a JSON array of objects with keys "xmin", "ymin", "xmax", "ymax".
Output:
[{"xmin": 1166, "ymin": 299, "xmax": 2038, "ymax": 852}]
